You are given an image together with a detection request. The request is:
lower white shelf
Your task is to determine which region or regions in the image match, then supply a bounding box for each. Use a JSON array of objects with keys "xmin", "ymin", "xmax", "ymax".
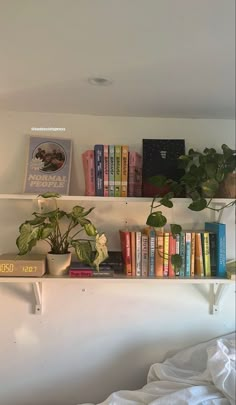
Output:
[{"xmin": 0, "ymin": 276, "xmax": 234, "ymax": 315}]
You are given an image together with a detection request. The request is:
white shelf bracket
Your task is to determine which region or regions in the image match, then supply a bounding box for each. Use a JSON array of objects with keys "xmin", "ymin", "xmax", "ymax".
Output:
[
  {"xmin": 32, "ymin": 282, "xmax": 42, "ymax": 315},
  {"xmin": 209, "ymin": 283, "xmax": 230, "ymax": 315}
]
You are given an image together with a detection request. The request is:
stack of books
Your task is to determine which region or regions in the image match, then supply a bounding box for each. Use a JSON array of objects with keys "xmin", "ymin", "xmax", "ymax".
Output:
[
  {"xmin": 119, "ymin": 222, "xmax": 227, "ymax": 278},
  {"xmin": 69, "ymin": 251, "xmax": 123, "ymax": 277},
  {"xmin": 82, "ymin": 146, "xmax": 142, "ymax": 197}
]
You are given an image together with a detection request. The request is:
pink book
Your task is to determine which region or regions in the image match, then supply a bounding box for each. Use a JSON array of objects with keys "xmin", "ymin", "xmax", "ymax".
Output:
[
  {"xmin": 82, "ymin": 150, "xmax": 95, "ymax": 196},
  {"xmin": 128, "ymin": 151, "xmax": 142, "ymax": 197},
  {"xmin": 103, "ymin": 145, "xmax": 109, "ymax": 197}
]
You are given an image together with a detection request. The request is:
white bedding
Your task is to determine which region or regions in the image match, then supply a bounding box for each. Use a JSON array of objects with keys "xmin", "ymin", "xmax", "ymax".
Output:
[{"xmin": 81, "ymin": 333, "xmax": 235, "ymax": 405}]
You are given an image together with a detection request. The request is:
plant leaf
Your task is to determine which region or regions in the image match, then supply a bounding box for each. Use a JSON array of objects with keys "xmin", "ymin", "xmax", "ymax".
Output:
[
  {"xmin": 147, "ymin": 175, "xmax": 167, "ymax": 187},
  {"xmin": 188, "ymin": 199, "xmax": 207, "ymax": 211},
  {"xmin": 84, "ymin": 223, "xmax": 97, "ymax": 236},
  {"xmin": 73, "ymin": 240, "xmax": 93, "ymax": 265},
  {"xmin": 171, "ymin": 254, "xmax": 182, "ymax": 271},
  {"xmin": 38, "ymin": 192, "xmax": 61, "ymax": 199},
  {"xmin": 160, "ymin": 198, "xmax": 173, "ymax": 208},
  {"xmin": 146, "ymin": 211, "xmax": 167, "ymax": 228},
  {"xmin": 170, "ymin": 224, "xmax": 182, "ymax": 236},
  {"xmin": 201, "ymin": 179, "xmax": 219, "ymax": 197},
  {"xmin": 16, "ymin": 223, "xmax": 40, "ymax": 255}
]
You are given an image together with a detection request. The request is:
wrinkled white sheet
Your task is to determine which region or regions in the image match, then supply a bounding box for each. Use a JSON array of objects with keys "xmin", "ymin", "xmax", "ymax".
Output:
[{"xmin": 81, "ymin": 333, "xmax": 235, "ymax": 405}]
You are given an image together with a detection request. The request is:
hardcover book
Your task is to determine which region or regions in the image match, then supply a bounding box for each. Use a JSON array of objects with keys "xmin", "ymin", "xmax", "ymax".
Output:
[
  {"xmin": 142, "ymin": 139, "xmax": 185, "ymax": 197},
  {"xmin": 23, "ymin": 136, "xmax": 72, "ymax": 195},
  {"xmin": 115, "ymin": 145, "xmax": 122, "ymax": 197},
  {"xmin": 94, "ymin": 144, "xmax": 104, "ymax": 196},
  {"xmin": 82, "ymin": 150, "xmax": 95, "ymax": 196},
  {"xmin": 108, "ymin": 145, "xmax": 115, "ymax": 197},
  {"xmin": 119, "ymin": 230, "xmax": 132, "ymax": 276},
  {"xmin": 204, "ymin": 222, "xmax": 226, "ymax": 278},
  {"xmin": 128, "ymin": 151, "xmax": 142, "ymax": 197},
  {"xmin": 121, "ymin": 145, "xmax": 129, "ymax": 197},
  {"xmin": 103, "ymin": 145, "xmax": 109, "ymax": 197}
]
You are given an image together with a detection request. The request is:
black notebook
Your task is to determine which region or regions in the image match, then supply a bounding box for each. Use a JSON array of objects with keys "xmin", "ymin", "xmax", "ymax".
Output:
[{"xmin": 142, "ymin": 139, "xmax": 185, "ymax": 197}]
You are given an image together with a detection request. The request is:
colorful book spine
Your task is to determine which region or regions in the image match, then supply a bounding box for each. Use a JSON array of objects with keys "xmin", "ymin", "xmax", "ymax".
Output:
[
  {"xmin": 163, "ymin": 232, "xmax": 169, "ymax": 277},
  {"xmin": 121, "ymin": 145, "xmax": 129, "ymax": 197},
  {"xmin": 205, "ymin": 222, "xmax": 226, "ymax": 278},
  {"xmin": 179, "ymin": 232, "xmax": 185, "ymax": 277},
  {"xmin": 185, "ymin": 232, "xmax": 191, "ymax": 277},
  {"xmin": 175, "ymin": 233, "xmax": 180, "ymax": 276},
  {"xmin": 108, "ymin": 145, "xmax": 115, "ymax": 197},
  {"xmin": 155, "ymin": 231, "xmax": 164, "ymax": 277},
  {"xmin": 202, "ymin": 232, "xmax": 211, "ymax": 277},
  {"xmin": 190, "ymin": 232, "xmax": 195, "ymax": 277},
  {"xmin": 119, "ymin": 230, "xmax": 132, "ymax": 276},
  {"xmin": 128, "ymin": 151, "xmax": 142, "ymax": 197},
  {"xmin": 103, "ymin": 144, "xmax": 109, "ymax": 197},
  {"xmin": 209, "ymin": 232, "xmax": 217, "ymax": 277},
  {"xmin": 141, "ymin": 233, "xmax": 149, "ymax": 277},
  {"xmin": 148, "ymin": 228, "xmax": 156, "ymax": 276},
  {"xmin": 115, "ymin": 145, "xmax": 122, "ymax": 197},
  {"xmin": 168, "ymin": 233, "xmax": 176, "ymax": 277},
  {"xmin": 82, "ymin": 150, "xmax": 95, "ymax": 196},
  {"xmin": 94, "ymin": 144, "xmax": 104, "ymax": 196},
  {"xmin": 130, "ymin": 231, "xmax": 136, "ymax": 277},
  {"xmin": 135, "ymin": 231, "xmax": 142, "ymax": 276},
  {"xmin": 195, "ymin": 232, "xmax": 204, "ymax": 277}
]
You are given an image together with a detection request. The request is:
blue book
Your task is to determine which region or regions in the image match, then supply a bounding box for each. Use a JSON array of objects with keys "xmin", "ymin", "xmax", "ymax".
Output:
[
  {"xmin": 185, "ymin": 232, "xmax": 191, "ymax": 277},
  {"xmin": 94, "ymin": 144, "xmax": 104, "ymax": 196},
  {"xmin": 204, "ymin": 222, "xmax": 226, "ymax": 278}
]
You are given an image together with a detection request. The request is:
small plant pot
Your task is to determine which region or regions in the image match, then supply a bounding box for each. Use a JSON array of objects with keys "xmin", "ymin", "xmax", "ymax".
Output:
[{"xmin": 47, "ymin": 252, "xmax": 71, "ymax": 276}]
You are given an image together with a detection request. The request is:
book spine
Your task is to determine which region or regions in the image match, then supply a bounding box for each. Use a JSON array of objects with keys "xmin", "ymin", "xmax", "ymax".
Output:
[
  {"xmin": 195, "ymin": 232, "xmax": 204, "ymax": 277},
  {"xmin": 135, "ymin": 231, "xmax": 142, "ymax": 276},
  {"xmin": 128, "ymin": 151, "xmax": 142, "ymax": 197},
  {"xmin": 69, "ymin": 270, "xmax": 93, "ymax": 277},
  {"xmin": 108, "ymin": 145, "xmax": 115, "ymax": 197},
  {"xmin": 168, "ymin": 233, "xmax": 176, "ymax": 277},
  {"xmin": 119, "ymin": 230, "xmax": 132, "ymax": 276},
  {"xmin": 130, "ymin": 231, "xmax": 136, "ymax": 277},
  {"xmin": 121, "ymin": 145, "xmax": 129, "ymax": 197},
  {"xmin": 149, "ymin": 229, "xmax": 156, "ymax": 276},
  {"xmin": 141, "ymin": 233, "xmax": 149, "ymax": 277},
  {"xmin": 82, "ymin": 150, "xmax": 95, "ymax": 196},
  {"xmin": 94, "ymin": 144, "xmax": 104, "ymax": 196},
  {"xmin": 205, "ymin": 222, "xmax": 226, "ymax": 278},
  {"xmin": 203, "ymin": 232, "xmax": 211, "ymax": 277},
  {"xmin": 185, "ymin": 232, "xmax": 191, "ymax": 277},
  {"xmin": 115, "ymin": 145, "xmax": 122, "ymax": 197},
  {"xmin": 179, "ymin": 232, "xmax": 185, "ymax": 277},
  {"xmin": 209, "ymin": 233, "xmax": 217, "ymax": 277},
  {"xmin": 155, "ymin": 231, "xmax": 164, "ymax": 277},
  {"xmin": 175, "ymin": 233, "xmax": 180, "ymax": 276},
  {"xmin": 103, "ymin": 145, "xmax": 109, "ymax": 197},
  {"xmin": 190, "ymin": 232, "xmax": 195, "ymax": 277},
  {"xmin": 163, "ymin": 232, "xmax": 169, "ymax": 277}
]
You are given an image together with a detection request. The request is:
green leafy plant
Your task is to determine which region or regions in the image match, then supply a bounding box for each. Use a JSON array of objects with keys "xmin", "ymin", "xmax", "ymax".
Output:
[
  {"xmin": 16, "ymin": 193, "xmax": 108, "ymax": 270},
  {"xmin": 146, "ymin": 144, "xmax": 236, "ymax": 272}
]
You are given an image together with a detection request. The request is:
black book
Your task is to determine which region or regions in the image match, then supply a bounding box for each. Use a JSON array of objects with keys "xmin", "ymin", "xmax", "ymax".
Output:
[{"xmin": 142, "ymin": 139, "xmax": 185, "ymax": 197}]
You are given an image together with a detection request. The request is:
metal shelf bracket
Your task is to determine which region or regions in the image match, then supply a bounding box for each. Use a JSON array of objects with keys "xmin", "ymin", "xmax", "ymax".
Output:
[
  {"xmin": 32, "ymin": 281, "xmax": 42, "ymax": 314},
  {"xmin": 209, "ymin": 283, "xmax": 231, "ymax": 315}
]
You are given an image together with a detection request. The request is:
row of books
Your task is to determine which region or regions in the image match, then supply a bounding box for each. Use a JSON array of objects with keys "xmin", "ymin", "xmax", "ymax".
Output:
[
  {"xmin": 82, "ymin": 145, "xmax": 142, "ymax": 197},
  {"xmin": 119, "ymin": 222, "xmax": 226, "ymax": 278}
]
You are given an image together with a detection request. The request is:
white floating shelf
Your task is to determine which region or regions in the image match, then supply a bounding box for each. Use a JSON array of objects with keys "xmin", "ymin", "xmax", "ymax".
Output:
[
  {"xmin": 0, "ymin": 194, "xmax": 234, "ymax": 204},
  {"xmin": 0, "ymin": 276, "xmax": 234, "ymax": 315}
]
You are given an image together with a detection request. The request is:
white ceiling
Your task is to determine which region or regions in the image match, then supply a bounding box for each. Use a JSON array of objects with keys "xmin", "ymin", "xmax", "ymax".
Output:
[{"xmin": 0, "ymin": 0, "xmax": 235, "ymax": 118}]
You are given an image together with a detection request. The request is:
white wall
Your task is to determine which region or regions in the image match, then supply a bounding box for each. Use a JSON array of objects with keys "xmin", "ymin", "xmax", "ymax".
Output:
[{"xmin": 0, "ymin": 111, "xmax": 235, "ymax": 405}]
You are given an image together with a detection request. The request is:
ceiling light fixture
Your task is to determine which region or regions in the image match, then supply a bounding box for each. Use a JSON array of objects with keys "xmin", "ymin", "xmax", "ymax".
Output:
[{"xmin": 88, "ymin": 77, "xmax": 113, "ymax": 86}]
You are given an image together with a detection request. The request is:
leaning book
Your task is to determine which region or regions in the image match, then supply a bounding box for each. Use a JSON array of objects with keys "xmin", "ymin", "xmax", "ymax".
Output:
[{"xmin": 23, "ymin": 136, "xmax": 72, "ymax": 195}]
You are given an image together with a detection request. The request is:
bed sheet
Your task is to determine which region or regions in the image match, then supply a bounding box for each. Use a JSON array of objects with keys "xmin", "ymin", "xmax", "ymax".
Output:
[{"xmin": 80, "ymin": 332, "xmax": 235, "ymax": 405}]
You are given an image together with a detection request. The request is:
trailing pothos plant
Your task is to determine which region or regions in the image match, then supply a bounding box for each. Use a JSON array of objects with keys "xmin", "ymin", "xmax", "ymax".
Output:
[
  {"xmin": 146, "ymin": 144, "xmax": 236, "ymax": 272},
  {"xmin": 16, "ymin": 192, "xmax": 109, "ymax": 270}
]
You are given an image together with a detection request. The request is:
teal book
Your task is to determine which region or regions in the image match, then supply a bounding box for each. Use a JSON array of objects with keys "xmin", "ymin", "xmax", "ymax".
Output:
[
  {"xmin": 204, "ymin": 222, "xmax": 226, "ymax": 278},
  {"xmin": 185, "ymin": 232, "xmax": 191, "ymax": 277}
]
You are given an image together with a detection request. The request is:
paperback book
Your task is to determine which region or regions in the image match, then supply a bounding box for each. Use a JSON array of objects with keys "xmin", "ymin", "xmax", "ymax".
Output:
[{"xmin": 23, "ymin": 136, "xmax": 72, "ymax": 195}]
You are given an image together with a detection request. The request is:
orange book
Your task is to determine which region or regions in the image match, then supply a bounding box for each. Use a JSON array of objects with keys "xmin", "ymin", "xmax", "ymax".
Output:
[
  {"xmin": 155, "ymin": 231, "xmax": 164, "ymax": 277},
  {"xmin": 163, "ymin": 232, "xmax": 169, "ymax": 277},
  {"xmin": 195, "ymin": 232, "xmax": 204, "ymax": 277},
  {"xmin": 119, "ymin": 230, "xmax": 132, "ymax": 276},
  {"xmin": 190, "ymin": 232, "xmax": 195, "ymax": 277}
]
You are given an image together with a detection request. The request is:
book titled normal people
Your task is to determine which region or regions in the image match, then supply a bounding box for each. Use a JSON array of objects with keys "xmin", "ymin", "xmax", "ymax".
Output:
[{"xmin": 23, "ymin": 136, "xmax": 72, "ymax": 195}]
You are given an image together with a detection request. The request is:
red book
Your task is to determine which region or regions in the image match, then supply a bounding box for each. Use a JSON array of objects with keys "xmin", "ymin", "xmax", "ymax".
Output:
[
  {"xmin": 119, "ymin": 230, "xmax": 132, "ymax": 276},
  {"xmin": 82, "ymin": 150, "xmax": 95, "ymax": 196},
  {"xmin": 69, "ymin": 269, "xmax": 93, "ymax": 277}
]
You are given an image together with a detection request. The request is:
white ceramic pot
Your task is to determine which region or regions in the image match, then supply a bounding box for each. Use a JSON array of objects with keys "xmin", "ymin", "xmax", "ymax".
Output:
[{"xmin": 47, "ymin": 252, "xmax": 71, "ymax": 276}]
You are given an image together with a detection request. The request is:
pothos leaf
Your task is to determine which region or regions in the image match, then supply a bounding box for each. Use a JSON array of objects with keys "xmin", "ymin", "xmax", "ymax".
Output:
[
  {"xmin": 146, "ymin": 211, "xmax": 167, "ymax": 228},
  {"xmin": 188, "ymin": 199, "xmax": 207, "ymax": 211}
]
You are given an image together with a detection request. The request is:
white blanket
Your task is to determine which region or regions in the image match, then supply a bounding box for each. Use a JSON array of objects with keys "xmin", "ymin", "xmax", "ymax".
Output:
[{"xmin": 81, "ymin": 333, "xmax": 235, "ymax": 405}]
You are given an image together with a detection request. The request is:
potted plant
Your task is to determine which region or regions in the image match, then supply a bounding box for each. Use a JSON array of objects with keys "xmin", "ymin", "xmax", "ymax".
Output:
[
  {"xmin": 146, "ymin": 144, "xmax": 236, "ymax": 271},
  {"xmin": 16, "ymin": 193, "xmax": 109, "ymax": 276}
]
